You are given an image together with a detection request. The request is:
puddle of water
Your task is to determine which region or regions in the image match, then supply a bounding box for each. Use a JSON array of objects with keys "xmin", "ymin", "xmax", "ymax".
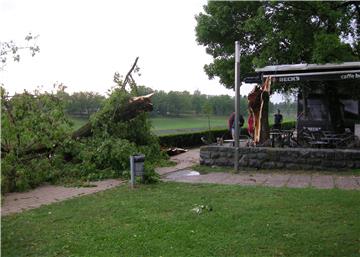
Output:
[
  {"xmin": 186, "ymin": 171, "xmax": 200, "ymax": 176},
  {"xmin": 166, "ymin": 170, "xmax": 200, "ymax": 179}
]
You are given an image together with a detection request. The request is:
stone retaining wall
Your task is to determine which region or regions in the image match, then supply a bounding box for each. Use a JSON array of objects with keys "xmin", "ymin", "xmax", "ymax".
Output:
[{"xmin": 200, "ymin": 146, "xmax": 360, "ymax": 170}]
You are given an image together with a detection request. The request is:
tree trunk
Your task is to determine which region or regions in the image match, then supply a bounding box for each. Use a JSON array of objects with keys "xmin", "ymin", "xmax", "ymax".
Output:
[
  {"xmin": 248, "ymin": 77, "xmax": 271, "ymax": 145},
  {"xmin": 72, "ymin": 93, "xmax": 154, "ymax": 139}
]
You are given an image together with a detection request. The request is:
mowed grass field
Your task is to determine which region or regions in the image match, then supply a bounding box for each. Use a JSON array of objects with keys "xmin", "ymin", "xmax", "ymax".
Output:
[
  {"xmin": 2, "ymin": 183, "xmax": 359, "ymax": 257},
  {"xmin": 68, "ymin": 115, "xmax": 295, "ymax": 135},
  {"xmin": 68, "ymin": 115, "xmax": 229, "ymax": 135},
  {"xmin": 151, "ymin": 116, "xmax": 228, "ymax": 135}
]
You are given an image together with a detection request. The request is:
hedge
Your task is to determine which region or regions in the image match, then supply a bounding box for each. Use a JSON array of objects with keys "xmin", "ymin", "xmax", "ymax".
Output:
[{"xmin": 158, "ymin": 121, "xmax": 296, "ymax": 148}]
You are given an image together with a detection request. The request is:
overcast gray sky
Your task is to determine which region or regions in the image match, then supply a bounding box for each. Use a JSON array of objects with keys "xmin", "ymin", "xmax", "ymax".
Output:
[{"xmin": 0, "ymin": 0, "xmax": 283, "ymax": 101}]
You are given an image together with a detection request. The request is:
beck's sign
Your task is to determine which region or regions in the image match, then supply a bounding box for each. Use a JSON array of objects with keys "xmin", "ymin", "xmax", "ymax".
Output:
[{"xmin": 268, "ymin": 71, "xmax": 360, "ymax": 83}]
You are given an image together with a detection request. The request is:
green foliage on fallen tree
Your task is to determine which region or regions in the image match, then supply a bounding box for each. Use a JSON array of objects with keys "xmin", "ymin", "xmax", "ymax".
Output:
[
  {"xmin": 1, "ymin": 84, "xmax": 165, "ymax": 193},
  {"xmin": 1, "ymin": 86, "xmax": 72, "ymax": 192}
]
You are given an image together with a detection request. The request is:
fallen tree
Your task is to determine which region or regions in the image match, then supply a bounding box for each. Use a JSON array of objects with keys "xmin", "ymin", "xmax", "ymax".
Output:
[
  {"xmin": 1, "ymin": 58, "xmax": 164, "ymax": 193},
  {"xmin": 72, "ymin": 93, "xmax": 154, "ymax": 139}
]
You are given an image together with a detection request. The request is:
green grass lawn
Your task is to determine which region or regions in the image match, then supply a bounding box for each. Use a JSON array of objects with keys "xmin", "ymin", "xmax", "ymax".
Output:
[
  {"xmin": 2, "ymin": 183, "xmax": 359, "ymax": 257},
  {"xmin": 68, "ymin": 115, "xmax": 295, "ymax": 135},
  {"xmin": 151, "ymin": 116, "xmax": 228, "ymax": 135},
  {"xmin": 68, "ymin": 115, "xmax": 229, "ymax": 135}
]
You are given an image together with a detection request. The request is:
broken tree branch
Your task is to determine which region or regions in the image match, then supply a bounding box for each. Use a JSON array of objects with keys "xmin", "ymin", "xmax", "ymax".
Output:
[{"xmin": 121, "ymin": 56, "xmax": 139, "ymax": 91}]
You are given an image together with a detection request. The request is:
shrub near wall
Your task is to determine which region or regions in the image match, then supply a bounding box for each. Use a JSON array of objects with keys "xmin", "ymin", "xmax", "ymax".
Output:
[{"xmin": 158, "ymin": 121, "xmax": 296, "ymax": 148}]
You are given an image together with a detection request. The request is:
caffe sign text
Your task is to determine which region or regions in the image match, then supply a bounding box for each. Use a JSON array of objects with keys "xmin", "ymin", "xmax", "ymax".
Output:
[{"xmin": 340, "ymin": 73, "xmax": 360, "ymax": 80}]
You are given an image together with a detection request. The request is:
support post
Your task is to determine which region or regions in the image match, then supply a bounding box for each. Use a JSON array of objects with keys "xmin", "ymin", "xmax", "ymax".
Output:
[{"xmin": 234, "ymin": 41, "xmax": 241, "ymax": 173}]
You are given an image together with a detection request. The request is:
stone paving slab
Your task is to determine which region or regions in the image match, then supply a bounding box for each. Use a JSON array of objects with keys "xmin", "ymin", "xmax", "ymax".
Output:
[
  {"xmin": 156, "ymin": 148, "xmax": 200, "ymax": 176},
  {"xmin": 287, "ymin": 174, "xmax": 312, "ymax": 188},
  {"xmin": 2, "ymin": 179, "xmax": 123, "ymax": 216},
  {"xmin": 311, "ymin": 175, "xmax": 334, "ymax": 189},
  {"xmin": 356, "ymin": 176, "xmax": 360, "ymax": 186},
  {"xmin": 163, "ymin": 170, "xmax": 360, "ymax": 191},
  {"xmin": 248, "ymin": 174, "xmax": 273, "ymax": 185},
  {"xmin": 262, "ymin": 174, "xmax": 291, "ymax": 188},
  {"xmin": 221, "ymin": 174, "xmax": 258, "ymax": 186},
  {"xmin": 198, "ymin": 173, "xmax": 232, "ymax": 184},
  {"xmin": 334, "ymin": 176, "xmax": 359, "ymax": 190}
]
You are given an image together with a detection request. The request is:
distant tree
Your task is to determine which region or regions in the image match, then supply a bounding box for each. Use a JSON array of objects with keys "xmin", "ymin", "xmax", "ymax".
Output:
[
  {"xmin": 137, "ymin": 85, "xmax": 154, "ymax": 96},
  {"xmin": 178, "ymin": 91, "xmax": 192, "ymax": 114},
  {"xmin": 203, "ymin": 100, "xmax": 214, "ymax": 141},
  {"xmin": 152, "ymin": 90, "xmax": 168, "ymax": 115},
  {"xmin": 192, "ymin": 90, "xmax": 207, "ymax": 114},
  {"xmin": 167, "ymin": 91, "xmax": 185, "ymax": 116},
  {"xmin": 66, "ymin": 91, "xmax": 105, "ymax": 117}
]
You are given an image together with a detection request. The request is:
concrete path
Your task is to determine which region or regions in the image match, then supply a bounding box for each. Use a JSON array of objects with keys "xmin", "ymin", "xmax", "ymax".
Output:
[
  {"xmin": 156, "ymin": 148, "xmax": 200, "ymax": 176},
  {"xmin": 2, "ymin": 179, "xmax": 123, "ymax": 216},
  {"xmin": 157, "ymin": 148, "xmax": 360, "ymax": 190},
  {"xmin": 164, "ymin": 170, "xmax": 360, "ymax": 190}
]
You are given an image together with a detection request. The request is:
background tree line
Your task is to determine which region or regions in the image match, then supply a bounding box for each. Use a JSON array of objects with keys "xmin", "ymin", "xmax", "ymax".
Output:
[
  {"xmin": 63, "ymin": 85, "xmax": 297, "ymax": 119},
  {"xmin": 57, "ymin": 91, "xmax": 106, "ymax": 118}
]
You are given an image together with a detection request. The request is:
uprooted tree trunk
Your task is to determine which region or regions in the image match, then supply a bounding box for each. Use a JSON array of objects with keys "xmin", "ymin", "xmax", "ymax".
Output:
[{"xmin": 71, "ymin": 93, "xmax": 154, "ymax": 139}]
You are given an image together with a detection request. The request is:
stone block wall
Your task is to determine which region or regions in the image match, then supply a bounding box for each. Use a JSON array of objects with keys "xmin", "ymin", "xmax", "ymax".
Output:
[{"xmin": 200, "ymin": 146, "xmax": 360, "ymax": 171}]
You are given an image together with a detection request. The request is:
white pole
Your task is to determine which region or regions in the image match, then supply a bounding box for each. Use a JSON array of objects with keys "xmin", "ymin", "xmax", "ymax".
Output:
[{"xmin": 234, "ymin": 41, "xmax": 241, "ymax": 173}]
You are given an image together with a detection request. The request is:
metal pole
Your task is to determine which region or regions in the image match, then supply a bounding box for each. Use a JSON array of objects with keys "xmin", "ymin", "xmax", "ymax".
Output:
[{"xmin": 234, "ymin": 41, "xmax": 241, "ymax": 173}]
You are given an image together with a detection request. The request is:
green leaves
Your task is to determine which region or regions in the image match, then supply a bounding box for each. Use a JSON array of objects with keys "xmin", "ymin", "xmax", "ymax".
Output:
[
  {"xmin": 1, "ymin": 85, "xmax": 165, "ymax": 193},
  {"xmin": 1, "ymin": 87, "xmax": 73, "ymax": 192},
  {"xmin": 312, "ymin": 33, "xmax": 356, "ymax": 63},
  {"xmin": 195, "ymin": 1, "xmax": 360, "ymax": 91}
]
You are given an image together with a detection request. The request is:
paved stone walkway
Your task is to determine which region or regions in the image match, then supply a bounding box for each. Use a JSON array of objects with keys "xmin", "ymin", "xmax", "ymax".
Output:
[
  {"xmin": 156, "ymin": 148, "xmax": 200, "ymax": 176},
  {"xmin": 157, "ymin": 148, "xmax": 360, "ymax": 190},
  {"xmin": 2, "ymin": 179, "xmax": 123, "ymax": 216},
  {"xmin": 164, "ymin": 170, "xmax": 360, "ymax": 190}
]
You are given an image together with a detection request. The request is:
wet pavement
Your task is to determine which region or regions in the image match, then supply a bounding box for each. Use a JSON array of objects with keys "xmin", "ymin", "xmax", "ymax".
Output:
[
  {"xmin": 157, "ymin": 148, "xmax": 360, "ymax": 190},
  {"xmin": 163, "ymin": 169, "xmax": 360, "ymax": 190}
]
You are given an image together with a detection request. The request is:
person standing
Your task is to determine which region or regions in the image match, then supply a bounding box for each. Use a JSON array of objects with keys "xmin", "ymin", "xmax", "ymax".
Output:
[
  {"xmin": 228, "ymin": 112, "xmax": 244, "ymax": 140},
  {"xmin": 273, "ymin": 109, "xmax": 283, "ymax": 130},
  {"xmin": 247, "ymin": 108, "xmax": 254, "ymax": 138}
]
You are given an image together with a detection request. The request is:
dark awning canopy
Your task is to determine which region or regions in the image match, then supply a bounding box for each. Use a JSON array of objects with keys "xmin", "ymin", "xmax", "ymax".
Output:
[{"xmin": 243, "ymin": 62, "xmax": 360, "ymax": 84}]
